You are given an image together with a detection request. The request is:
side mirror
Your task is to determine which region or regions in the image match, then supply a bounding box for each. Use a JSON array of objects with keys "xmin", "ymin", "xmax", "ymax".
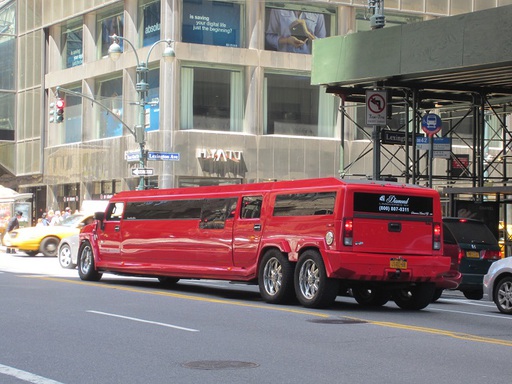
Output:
[{"xmin": 94, "ymin": 211, "xmax": 105, "ymax": 230}]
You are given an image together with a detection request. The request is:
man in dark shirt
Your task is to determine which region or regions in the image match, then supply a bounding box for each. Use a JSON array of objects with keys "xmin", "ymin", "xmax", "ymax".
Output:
[{"xmin": 6, "ymin": 211, "xmax": 22, "ymax": 254}]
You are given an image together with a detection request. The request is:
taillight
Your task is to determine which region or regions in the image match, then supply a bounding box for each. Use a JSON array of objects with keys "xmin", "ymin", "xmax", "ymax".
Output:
[
  {"xmin": 433, "ymin": 222, "xmax": 441, "ymax": 250},
  {"xmin": 457, "ymin": 249, "xmax": 464, "ymax": 264},
  {"xmin": 343, "ymin": 218, "xmax": 353, "ymax": 246},
  {"xmin": 483, "ymin": 250, "xmax": 502, "ymax": 260}
]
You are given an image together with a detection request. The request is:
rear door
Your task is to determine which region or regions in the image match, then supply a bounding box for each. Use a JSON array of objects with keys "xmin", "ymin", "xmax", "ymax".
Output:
[
  {"xmin": 232, "ymin": 195, "xmax": 264, "ymax": 268},
  {"xmin": 351, "ymin": 192, "xmax": 435, "ymax": 255}
]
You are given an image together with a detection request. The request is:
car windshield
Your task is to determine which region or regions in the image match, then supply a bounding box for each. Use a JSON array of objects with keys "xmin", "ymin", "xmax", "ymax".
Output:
[
  {"xmin": 59, "ymin": 214, "xmax": 85, "ymax": 227},
  {"xmin": 444, "ymin": 220, "xmax": 498, "ymax": 245}
]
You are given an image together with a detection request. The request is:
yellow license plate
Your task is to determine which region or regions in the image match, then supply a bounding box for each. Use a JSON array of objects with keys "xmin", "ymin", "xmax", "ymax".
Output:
[
  {"xmin": 390, "ymin": 259, "xmax": 407, "ymax": 269},
  {"xmin": 466, "ymin": 251, "xmax": 480, "ymax": 258}
]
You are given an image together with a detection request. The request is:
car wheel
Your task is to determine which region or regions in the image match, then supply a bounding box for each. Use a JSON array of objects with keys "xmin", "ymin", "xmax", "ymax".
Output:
[
  {"xmin": 493, "ymin": 276, "xmax": 512, "ymax": 314},
  {"xmin": 77, "ymin": 241, "xmax": 102, "ymax": 281},
  {"xmin": 58, "ymin": 243, "xmax": 76, "ymax": 269},
  {"xmin": 462, "ymin": 289, "xmax": 483, "ymax": 300},
  {"xmin": 258, "ymin": 249, "xmax": 295, "ymax": 304},
  {"xmin": 294, "ymin": 250, "xmax": 339, "ymax": 308},
  {"xmin": 432, "ymin": 288, "xmax": 443, "ymax": 302},
  {"xmin": 392, "ymin": 283, "xmax": 436, "ymax": 310},
  {"xmin": 39, "ymin": 237, "xmax": 60, "ymax": 257},
  {"xmin": 352, "ymin": 287, "xmax": 390, "ymax": 307},
  {"xmin": 25, "ymin": 251, "xmax": 38, "ymax": 257}
]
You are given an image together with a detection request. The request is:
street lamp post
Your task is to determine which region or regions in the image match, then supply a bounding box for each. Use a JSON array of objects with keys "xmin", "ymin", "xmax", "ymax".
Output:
[{"xmin": 108, "ymin": 34, "xmax": 175, "ymax": 190}]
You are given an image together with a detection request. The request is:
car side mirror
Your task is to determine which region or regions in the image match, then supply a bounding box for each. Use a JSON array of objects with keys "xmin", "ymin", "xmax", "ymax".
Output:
[{"xmin": 94, "ymin": 211, "xmax": 105, "ymax": 230}]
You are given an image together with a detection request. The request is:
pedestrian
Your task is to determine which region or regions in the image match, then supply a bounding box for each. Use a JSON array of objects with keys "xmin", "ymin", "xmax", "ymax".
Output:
[
  {"xmin": 6, "ymin": 211, "xmax": 22, "ymax": 254},
  {"xmin": 40, "ymin": 212, "xmax": 50, "ymax": 226},
  {"xmin": 50, "ymin": 210, "xmax": 62, "ymax": 226},
  {"xmin": 63, "ymin": 207, "xmax": 71, "ymax": 219}
]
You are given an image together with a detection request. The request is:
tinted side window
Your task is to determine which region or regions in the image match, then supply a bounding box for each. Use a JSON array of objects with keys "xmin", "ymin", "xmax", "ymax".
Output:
[
  {"xmin": 200, "ymin": 198, "xmax": 238, "ymax": 229},
  {"xmin": 273, "ymin": 192, "xmax": 336, "ymax": 217},
  {"xmin": 124, "ymin": 199, "xmax": 202, "ymax": 220},
  {"xmin": 241, "ymin": 196, "xmax": 263, "ymax": 219},
  {"xmin": 106, "ymin": 202, "xmax": 124, "ymax": 221}
]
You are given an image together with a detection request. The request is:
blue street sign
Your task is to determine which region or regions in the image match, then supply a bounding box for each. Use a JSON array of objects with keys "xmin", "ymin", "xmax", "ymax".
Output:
[
  {"xmin": 421, "ymin": 113, "xmax": 442, "ymax": 136},
  {"xmin": 147, "ymin": 151, "xmax": 180, "ymax": 161}
]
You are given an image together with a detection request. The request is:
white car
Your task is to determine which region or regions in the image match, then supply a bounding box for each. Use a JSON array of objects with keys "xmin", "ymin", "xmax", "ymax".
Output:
[
  {"xmin": 58, "ymin": 234, "xmax": 80, "ymax": 269},
  {"xmin": 483, "ymin": 256, "xmax": 512, "ymax": 314}
]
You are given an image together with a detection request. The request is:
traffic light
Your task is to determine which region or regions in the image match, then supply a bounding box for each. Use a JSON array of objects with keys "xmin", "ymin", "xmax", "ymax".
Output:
[
  {"xmin": 56, "ymin": 98, "xmax": 65, "ymax": 123},
  {"xmin": 49, "ymin": 102, "xmax": 56, "ymax": 123}
]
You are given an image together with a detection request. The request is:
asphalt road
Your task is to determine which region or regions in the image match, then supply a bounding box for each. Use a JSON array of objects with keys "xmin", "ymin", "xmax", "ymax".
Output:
[{"xmin": 1, "ymin": 249, "xmax": 512, "ymax": 384}]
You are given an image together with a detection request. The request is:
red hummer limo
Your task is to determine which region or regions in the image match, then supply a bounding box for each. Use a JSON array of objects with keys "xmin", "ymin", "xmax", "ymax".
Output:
[{"xmin": 78, "ymin": 177, "xmax": 451, "ymax": 309}]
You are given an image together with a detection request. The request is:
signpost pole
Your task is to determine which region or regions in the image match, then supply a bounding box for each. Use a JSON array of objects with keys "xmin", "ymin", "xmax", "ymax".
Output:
[{"xmin": 429, "ymin": 134, "xmax": 434, "ymax": 187}]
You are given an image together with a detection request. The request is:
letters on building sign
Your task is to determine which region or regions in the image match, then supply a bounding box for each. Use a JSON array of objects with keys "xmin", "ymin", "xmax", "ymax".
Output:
[{"xmin": 197, "ymin": 149, "xmax": 242, "ymax": 162}]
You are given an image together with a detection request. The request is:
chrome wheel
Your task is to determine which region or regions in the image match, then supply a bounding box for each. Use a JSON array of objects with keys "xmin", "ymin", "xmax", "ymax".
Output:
[
  {"xmin": 77, "ymin": 241, "xmax": 102, "ymax": 281},
  {"xmin": 263, "ymin": 257, "xmax": 283, "ymax": 296},
  {"xmin": 298, "ymin": 259, "xmax": 319, "ymax": 300},
  {"xmin": 58, "ymin": 244, "xmax": 74, "ymax": 269},
  {"xmin": 495, "ymin": 277, "xmax": 512, "ymax": 314},
  {"xmin": 79, "ymin": 244, "xmax": 93, "ymax": 276}
]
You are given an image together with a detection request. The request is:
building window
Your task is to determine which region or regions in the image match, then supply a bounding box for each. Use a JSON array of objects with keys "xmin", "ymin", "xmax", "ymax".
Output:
[
  {"xmin": 182, "ymin": 0, "xmax": 242, "ymax": 48},
  {"xmin": 264, "ymin": 72, "xmax": 337, "ymax": 137},
  {"xmin": 180, "ymin": 65, "xmax": 244, "ymax": 132},
  {"xmin": 61, "ymin": 18, "xmax": 83, "ymax": 68},
  {"xmin": 139, "ymin": 0, "xmax": 161, "ymax": 47},
  {"xmin": 145, "ymin": 68, "xmax": 160, "ymax": 132},
  {"xmin": 265, "ymin": 3, "xmax": 334, "ymax": 54},
  {"xmin": 97, "ymin": 5, "xmax": 124, "ymax": 59},
  {"xmin": 95, "ymin": 76, "xmax": 123, "ymax": 139}
]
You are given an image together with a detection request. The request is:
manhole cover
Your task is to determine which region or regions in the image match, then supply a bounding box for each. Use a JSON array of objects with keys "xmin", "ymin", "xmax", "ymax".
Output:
[
  {"xmin": 308, "ymin": 317, "xmax": 367, "ymax": 324},
  {"xmin": 181, "ymin": 360, "xmax": 259, "ymax": 370}
]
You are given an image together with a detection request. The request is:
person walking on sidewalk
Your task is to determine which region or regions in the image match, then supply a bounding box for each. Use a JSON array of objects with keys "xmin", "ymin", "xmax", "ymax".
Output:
[{"xmin": 6, "ymin": 211, "xmax": 22, "ymax": 254}]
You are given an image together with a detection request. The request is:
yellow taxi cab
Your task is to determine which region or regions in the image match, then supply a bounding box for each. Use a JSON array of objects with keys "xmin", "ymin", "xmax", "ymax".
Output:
[{"xmin": 2, "ymin": 213, "xmax": 94, "ymax": 257}]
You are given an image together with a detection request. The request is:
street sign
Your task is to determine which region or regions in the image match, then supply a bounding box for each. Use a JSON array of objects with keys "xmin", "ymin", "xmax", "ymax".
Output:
[
  {"xmin": 125, "ymin": 151, "xmax": 140, "ymax": 162},
  {"xmin": 421, "ymin": 113, "xmax": 442, "ymax": 136},
  {"xmin": 147, "ymin": 151, "xmax": 180, "ymax": 161},
  {"xmin": 381, "ymin": 130, "xmax": 423, "ymax": 145},
  {"xmin": 416, "ymin": 137, "xmax": 451, "ymax": 158},
  {"xmin": 131, "ymin": 168, "xmax": 154, "ymax": 176},
  {"xmin": 365, "ymin": 90, "xmax": 387, "ymax": 126}
]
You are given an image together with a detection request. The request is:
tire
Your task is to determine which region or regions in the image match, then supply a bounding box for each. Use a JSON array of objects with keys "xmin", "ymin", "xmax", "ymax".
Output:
[
  {"xmin": 258, "ymin": 249, "xmax": 295, "ymax": 304},
  {"xmin": 431, "ymin": 288, "xmax": 443, "ymax": 302},
  {"xmin": 39, "ymin": 237, "xmax": 60, "ymax": 257},
  {"xmin": 25, "ymin": 251, "xmax": 38, "ymax": 257},
  {"xmin": 294, "ymin": 250, "xmax": 339, "ymax": 308},
  {"xmin": 462, "ymin": 289, "xmax": 483, "ymax": 300},
  {"xmin": 493, "ymin": 276, "xmax": 512, "ymax": 314},
  {"xmin": 352, "ymin": 287, "xmax": 390, "ymax": 307},
  {"xmin": 58, "ymin": 243, "xmax": 76, "ymax": 269},
  {"xmin": 392, "ymin": 283, "xmax": 436, "ymax": 310},
  {"xmin": 158, "ymin": 277, "xmax": 180, "ymax": 286},
  {"xmin": 77, "ymin": 241, "xmax": 102, "ymax": 281}
]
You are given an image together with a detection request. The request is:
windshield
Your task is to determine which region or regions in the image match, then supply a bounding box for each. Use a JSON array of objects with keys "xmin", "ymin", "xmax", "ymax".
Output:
[
  {"xmin": 443, "ymin": 220, "xmax": 498, "ymax": 245},
  {"xmin": 59, "ymin": 214, "xmax": 86, "ymax": 227}
]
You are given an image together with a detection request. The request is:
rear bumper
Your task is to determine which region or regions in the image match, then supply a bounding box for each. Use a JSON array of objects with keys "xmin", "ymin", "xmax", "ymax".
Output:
[{"xmin": 323, "ymin": 250, "xmax": 452, "ymax": 285}]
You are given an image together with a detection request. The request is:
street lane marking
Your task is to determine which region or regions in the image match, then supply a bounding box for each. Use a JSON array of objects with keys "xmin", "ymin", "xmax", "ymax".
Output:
[
  {"xmin": 87, "ymin": 310, "xmax": 199, "ymax": 332},
  {"xmin": 430, "ymin": 307, "xmax": 512, "ymax": 320},
  {"xmin": 0, "ymin": 363, "xmax": 64, "ymax": 384},
  {"xmin": 27, "ymin": 276, "xmax": 330, "ymax": 318},
  {"xmin": 344, "ymin": 316, "xmax": 512, "ymax": 347}
]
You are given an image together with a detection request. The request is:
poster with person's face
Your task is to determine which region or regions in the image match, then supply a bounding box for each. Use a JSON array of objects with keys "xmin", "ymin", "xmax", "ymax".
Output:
[
  {"xmin": 265, "ymin": 6, "xmax": 331, "ymax": 54},
  {"xmin": 182, "ymin": 0, "xmax": 241, "ymax": 48}
]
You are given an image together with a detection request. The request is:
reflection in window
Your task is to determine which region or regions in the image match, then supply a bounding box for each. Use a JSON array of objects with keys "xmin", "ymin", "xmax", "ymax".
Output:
[
  {"xmin": 182, "ymin": 0, "xmax": 241, "ymax": 48},
  {"xmin": 145, "ymin": 68, "xmax": 160, "ymax": 132},
  {"xmin": 97, "ymin": 8, "xmax": 124, "ymax": 58},
  {"xmin": 0, "ymin": 92, "xmax": 14, "ymax": 140},
  {"xmin": 62, "ymin": 19, "xmax": 83, "ymax": 68},
  {"xmin": 180, "ymin": 66, "xmax": 243, "ymax": 132},
  {"xmin": 140, "ymin": 0, "xmax": 161, "ymax": 46},
  {"xmin": 264, "ymin": 72, "xmax": 337, "ymax": 137},
  {"xmin": 0, "ymin": 2, "xmax": 16, "ymax": 35},
  {"xmin": 0, "ymin": 35, "xmax": 15, "ymax": 90},
  {"xmin": 96, "ymin": 77, "xmax": 123, "ymax": 139}
]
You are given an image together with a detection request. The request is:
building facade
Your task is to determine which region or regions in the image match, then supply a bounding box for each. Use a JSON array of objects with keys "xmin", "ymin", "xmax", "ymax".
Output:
[{"xmin": 0, "ymin": 0, "xmax": 510, "ymax": 218}]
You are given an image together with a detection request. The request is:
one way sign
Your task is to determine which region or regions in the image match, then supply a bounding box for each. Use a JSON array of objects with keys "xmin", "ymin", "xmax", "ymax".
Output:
[{"xmin": 131, "ymin": 168, "xmax": 154, "ymax": 176}]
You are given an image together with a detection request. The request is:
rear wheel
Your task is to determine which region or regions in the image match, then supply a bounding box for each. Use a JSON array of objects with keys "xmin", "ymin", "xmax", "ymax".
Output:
[
  {"xmin": 392, "ymin": 283, "xmax": 436, "ymax": 310},
  {"xmin": 352, "ymin": 287, "xmax": 390, "ymax": 307},
  {"xmin": 431, "ymin": 288, "xmax": 443, "ymax": 302},
  {"xmin": 258, "ymin": 249, "xmax": 295, "ymax": 304},
  {"xmin": 294, "ymin": 250, "xmax": 339, "ymax": 308},
  {"xmin": 77, "ymin": 241, "xmax": 102, "ymax": 281},
  {"xmin": 462, "ymin": 289, "xmax": 483, "ymax": 300},
  {"xmin": 40, "ymin": 237, "xmax": 60, "ymax": 257},
  {"xmin": 493, "ymin": 276, "xmax": 512, "ymax": 314}
]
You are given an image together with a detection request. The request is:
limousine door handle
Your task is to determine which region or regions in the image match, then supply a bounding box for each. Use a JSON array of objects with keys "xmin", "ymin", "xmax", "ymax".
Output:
[
  {"xmin": 254, "ymin": 224, "xmax": 261, "ymax": 231},
  {"xmin": 114, "ymin": 225, "xmax": 120, "ymax": 232}
]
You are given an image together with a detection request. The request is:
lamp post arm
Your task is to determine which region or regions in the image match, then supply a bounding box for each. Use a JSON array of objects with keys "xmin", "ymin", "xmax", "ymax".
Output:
[
  {"xmin": 55, "ymin": 86, "xmax": 135, "ymax": 137},
  {"xmin": 145, "ymin": 39, "xmax": 173, "ymax": 65}
]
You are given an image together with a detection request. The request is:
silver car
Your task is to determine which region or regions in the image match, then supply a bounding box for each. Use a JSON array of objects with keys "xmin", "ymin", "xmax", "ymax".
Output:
[
  {"xmin": 57, "ymin": 234, "xmax": 80, "ymax": 269},
  {"xmin": 483, "ymin": 256, "xmax": 512, "ymax": 314}
]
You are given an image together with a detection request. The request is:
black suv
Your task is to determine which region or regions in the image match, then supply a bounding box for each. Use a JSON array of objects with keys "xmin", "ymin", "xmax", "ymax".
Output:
[{"xmin": 442, "ymin": 218, "xmax": 502, "ymax": 300}]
